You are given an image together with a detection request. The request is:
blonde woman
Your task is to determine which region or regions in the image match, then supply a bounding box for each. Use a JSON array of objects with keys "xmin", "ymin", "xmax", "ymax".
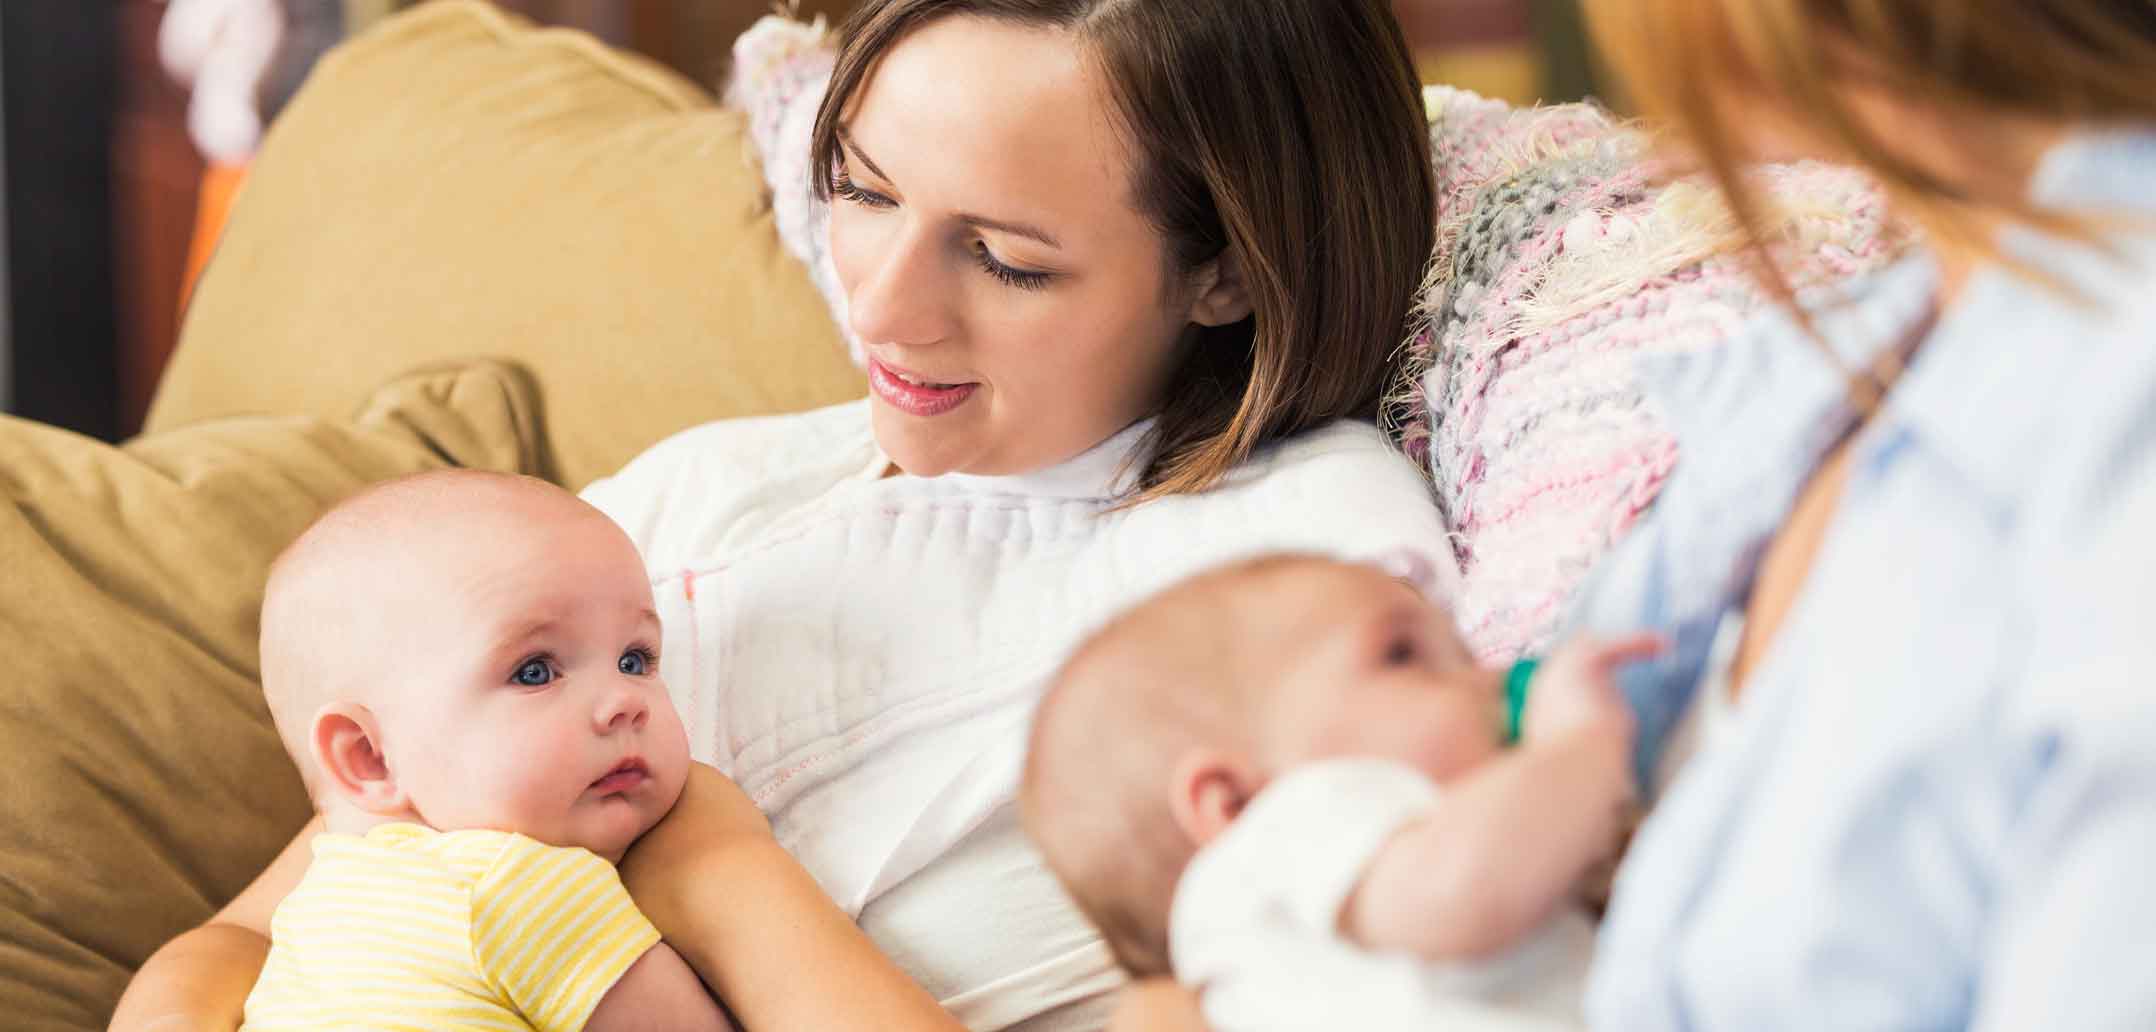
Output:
[
  {"xmin": 1106, "ymin": 2, "xmax": 2156, "ymax": 1030},
  {"xmin": 1574, "ymin": 2, "xmax": 2156, "ymax": 1029}
]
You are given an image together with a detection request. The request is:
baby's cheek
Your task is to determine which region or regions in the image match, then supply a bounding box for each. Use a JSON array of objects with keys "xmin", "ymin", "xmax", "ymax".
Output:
[
  {"xmin": 492, "ymin": 723, "xmax": 586, "ymax": 820},
  {"xmin": 651, "ymin": 708, "xmax": 694, "ymax": 807}
]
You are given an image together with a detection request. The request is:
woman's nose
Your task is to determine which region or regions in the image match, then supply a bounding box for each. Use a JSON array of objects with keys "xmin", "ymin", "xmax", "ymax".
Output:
[
  {"xmin": 595, "ymin": 687, "xmax": 650, "ymax": 733},
  {"xmin": 846, "ymin": 223, "xmax": 955, "ymax": 350}
]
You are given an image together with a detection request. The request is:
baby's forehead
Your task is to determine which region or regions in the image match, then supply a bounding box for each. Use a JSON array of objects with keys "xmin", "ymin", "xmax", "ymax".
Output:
[
  {"xmin": 1211, "ymin": 561, "xmax": 1462, "ymax": 673},
  {"xmin": 1209, "ymin": 559, "xmax": 1415, "ymax": 626},
  {"xmin": 285, "ymin": 481, "xmax": 603, "ymax": 598},
  {"xmin": 1070, "ymin": 558, "xmax": 1432, "ymax": 692}
]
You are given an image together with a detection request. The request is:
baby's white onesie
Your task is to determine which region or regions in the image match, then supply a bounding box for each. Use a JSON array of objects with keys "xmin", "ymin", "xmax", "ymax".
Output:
[{"xmin": 1171, "ymin": 759, "xmax": 1595, "ymax": 1031}]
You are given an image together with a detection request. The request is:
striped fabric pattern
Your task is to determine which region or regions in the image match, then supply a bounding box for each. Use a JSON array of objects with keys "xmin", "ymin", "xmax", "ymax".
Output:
[{"xmin": 241, "ymin": 823, "xmax": 659, "ymax": 1032}]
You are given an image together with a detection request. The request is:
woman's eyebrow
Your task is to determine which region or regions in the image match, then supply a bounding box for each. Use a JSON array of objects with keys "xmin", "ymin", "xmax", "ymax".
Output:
[
  {"xmin": 838, "ymin": 127, "xmax": 1064, "ymax": 250},
  {"xmin": 958, "ymin": 212, "xmax": 1062, "ymax": 250},
  {"xmin": 836, "ymin": 127, "xmax": 893, "ymax": 182}
]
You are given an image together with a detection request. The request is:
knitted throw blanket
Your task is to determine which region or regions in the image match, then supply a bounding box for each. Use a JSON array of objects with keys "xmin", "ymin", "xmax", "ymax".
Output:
[
  {"xmin": 727, "ymin": 20, "xmax": 1912, "ymax": 661},
  {"xmin": 1395, "ymin": 87, "xmax": 1907, "ymax": 659},
  {"xmin": 726, "ymin": 16, "xmax": 860, "ymax": 365}
]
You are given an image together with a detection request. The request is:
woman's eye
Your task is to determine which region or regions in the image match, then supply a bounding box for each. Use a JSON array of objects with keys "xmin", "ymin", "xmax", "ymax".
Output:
[
  {"xmin": 972, "ymin": 242, "xmax": 1053, "ymax": 291},
  {"xmin": 618, "ymin": 648, "xmax": 653, "ymax": 677},
  {"xmin": 512, "ymin": 659, "xmax": 554, "ymax": 687},
  {"xmin": 830, "ymin": 168, "xmax": 896, "ymax": 210}
]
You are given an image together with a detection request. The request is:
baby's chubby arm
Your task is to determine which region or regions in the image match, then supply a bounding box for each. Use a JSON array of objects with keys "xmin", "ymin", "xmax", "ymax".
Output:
[
  {"xmin": 584, "ymin": 942, "xmax": 738, "ymax": 1032},
  {"xmin": 1342, "ymin": 636, "xmax": 1657, "ymax": 961}
]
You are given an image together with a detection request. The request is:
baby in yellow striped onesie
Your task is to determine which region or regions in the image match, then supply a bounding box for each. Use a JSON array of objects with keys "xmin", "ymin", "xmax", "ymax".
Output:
[{"xmin": 241, "ymin": 471, "xmax": 733, "ymax": 1032}]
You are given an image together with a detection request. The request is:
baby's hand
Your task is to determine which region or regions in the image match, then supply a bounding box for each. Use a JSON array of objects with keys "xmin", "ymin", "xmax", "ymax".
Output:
[{"xmin": 1521, "ymin": 634, "xmax": 1662, "ymax": 750}]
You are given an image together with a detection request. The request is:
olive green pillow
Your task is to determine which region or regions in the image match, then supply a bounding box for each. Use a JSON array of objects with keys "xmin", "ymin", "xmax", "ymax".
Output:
[
  {"xmin": 0, "ymin": 360, "xmax": 540, "ymax": 1032},
  {"xmin": 148, "ymin": 0, "xmax": 866, "ymax": 492}
]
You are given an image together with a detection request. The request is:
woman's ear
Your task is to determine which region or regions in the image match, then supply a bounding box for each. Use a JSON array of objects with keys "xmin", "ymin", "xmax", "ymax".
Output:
[
  {"xmin": 310, "ymin": 702, "xmax": 408, "ymax": 816},
  {"xmin": 1185, "ymin": 249, "xmax": 1254, "ymax": 328},
  {"xmin": 1166, "ymin": 749, "xmax": 1261, "ymax": 850}
]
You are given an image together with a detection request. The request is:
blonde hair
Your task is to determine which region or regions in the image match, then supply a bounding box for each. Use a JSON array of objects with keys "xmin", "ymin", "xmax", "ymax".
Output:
[{"xmin": 1586, "ymin": 1, "xmax": 2156, "ymax": 293}]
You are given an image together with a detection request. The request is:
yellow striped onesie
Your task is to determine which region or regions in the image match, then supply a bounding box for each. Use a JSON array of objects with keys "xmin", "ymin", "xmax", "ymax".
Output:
[{"xmin": 241, "ymin": 823, "xmax": 660, "ymax": 1032}]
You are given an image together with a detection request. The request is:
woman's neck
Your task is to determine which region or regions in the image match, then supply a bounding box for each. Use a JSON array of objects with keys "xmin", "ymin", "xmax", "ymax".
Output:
[{"xmin": 1916, "ymin": 119, "xmax": 2072, "ymax": 307}]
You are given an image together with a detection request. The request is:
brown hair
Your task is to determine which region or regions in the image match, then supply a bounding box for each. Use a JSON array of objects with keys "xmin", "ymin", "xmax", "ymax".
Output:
[
  {"xmin": 810, "ymin": 0, "xmax": 1436, "ymax": 502},
  {"xmin": 1586, "ymin": 0, "xmax": 2156, "ymax": 295}
]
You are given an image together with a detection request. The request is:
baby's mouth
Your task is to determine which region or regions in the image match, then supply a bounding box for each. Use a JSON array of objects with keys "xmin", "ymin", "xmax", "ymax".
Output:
[{"xmin": 590, "ymin": 758, "xmax": 649, "ymax": 796}]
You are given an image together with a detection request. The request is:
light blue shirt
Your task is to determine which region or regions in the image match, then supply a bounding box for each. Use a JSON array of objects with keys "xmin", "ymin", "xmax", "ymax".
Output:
[{"xmin": 1577, "ymin": 128, "xmax": 2156, "ymax": 1031}]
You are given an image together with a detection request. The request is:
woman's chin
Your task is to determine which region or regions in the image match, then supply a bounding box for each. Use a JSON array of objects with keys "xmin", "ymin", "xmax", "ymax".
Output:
[{"xmin": 870, "ymin": 403, "xmax": 982, "ymax": 478}]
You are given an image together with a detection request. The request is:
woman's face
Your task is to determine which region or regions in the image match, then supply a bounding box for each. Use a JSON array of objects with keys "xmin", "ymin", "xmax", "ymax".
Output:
[{"xmin": 828, "ymin": 16, "xmax": 1236, "ymax": 477}]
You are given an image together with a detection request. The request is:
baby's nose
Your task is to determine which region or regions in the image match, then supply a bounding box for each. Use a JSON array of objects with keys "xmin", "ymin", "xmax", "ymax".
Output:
[{"xmin": 596, "ymin": 689, "xmax": 650, "ymax": 733}]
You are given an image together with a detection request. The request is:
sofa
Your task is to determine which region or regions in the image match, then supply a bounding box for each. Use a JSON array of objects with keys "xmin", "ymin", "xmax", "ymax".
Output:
[
  {"xmin": 4, "ymin": 5, "xmax": 862, "ymax": 1028},
  {"xmin": 0, "ymin": 3, "xmax": 1903, "ymax": 1028}
]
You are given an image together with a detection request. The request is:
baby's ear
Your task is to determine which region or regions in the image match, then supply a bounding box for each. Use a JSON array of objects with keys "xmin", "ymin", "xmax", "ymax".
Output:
[
  {"xmin": 311, "ymin": 702, "xmax": 408, "ymax": 816},
  {"xmin": 1167, "ymin": 749, "xmax": 1260, "ymax": 850}
]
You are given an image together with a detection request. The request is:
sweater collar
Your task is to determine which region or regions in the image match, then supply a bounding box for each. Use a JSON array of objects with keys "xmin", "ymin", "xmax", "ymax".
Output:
[{"xmin": 873, "ymin": 416, "xmax": 1157, "ymax": 502}]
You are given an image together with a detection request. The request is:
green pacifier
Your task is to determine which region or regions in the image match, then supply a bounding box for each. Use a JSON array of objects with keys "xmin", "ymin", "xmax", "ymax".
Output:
[{"xmin": 1502, "ymin": 658, "xmax": 1539, "ymax": 746}]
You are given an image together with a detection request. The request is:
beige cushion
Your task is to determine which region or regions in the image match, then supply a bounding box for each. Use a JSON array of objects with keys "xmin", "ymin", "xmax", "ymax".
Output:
[
  {"xmin": 150, "ymin": 0, "xmax": 865, "ymax": 491},
  {"xmin": 0, "ymin": 360, "xmax": 542, "ymax": 1030}
]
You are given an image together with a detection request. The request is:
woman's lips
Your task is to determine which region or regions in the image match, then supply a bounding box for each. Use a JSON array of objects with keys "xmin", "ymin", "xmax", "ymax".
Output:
[
  {"xmin": 868, "ymin": 358, "xmax": 979, "ymax": 417},
  {"xmin": 590, "ymin": 759, "xmax": 649, "ymax": 796}
]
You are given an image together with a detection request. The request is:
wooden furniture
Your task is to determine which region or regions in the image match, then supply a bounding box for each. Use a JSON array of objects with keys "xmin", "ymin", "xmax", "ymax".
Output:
[
  {"xmin": 2, "ymin": 3, "xmax": 121, "ymax": 440},
  {"xmin": 496, "ymin": 0, "xmax": 861, "ymax": 85},
  {"xmin": 1398, "ymin": 0, "xmax": 1540, "ymax": 103},
  {"xmin": 114, "ymin": 0, "xmax": 207, "ymax": 439},
  {"xmin": 0, "ymin": 0, "xmax": 212, "ymax": 440}
]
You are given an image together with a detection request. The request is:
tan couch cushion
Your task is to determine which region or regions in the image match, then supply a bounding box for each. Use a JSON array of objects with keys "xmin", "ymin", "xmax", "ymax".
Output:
[
  {"xmin": 0, "ymin": 361, "xmax": 540, "ymax": 1031},
  {"xmin": 149, "ymin": 0, "xmax": 865, "ymax": 491}
]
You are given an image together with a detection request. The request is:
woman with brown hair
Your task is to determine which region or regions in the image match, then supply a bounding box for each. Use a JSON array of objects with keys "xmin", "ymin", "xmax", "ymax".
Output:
[
  {"xmin": 1572, "ymin": 2, "xmax": 2156, "ymax": 1028},
  {"xmin": 114, "ymin": 2, "xmax": 1450, "ymax": 1030}
]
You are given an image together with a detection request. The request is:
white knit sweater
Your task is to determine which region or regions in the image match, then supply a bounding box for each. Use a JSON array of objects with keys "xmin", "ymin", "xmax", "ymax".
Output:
[{"xmin": 581, "ymin": 399, "xmax": 1455, "ymax": 1030}]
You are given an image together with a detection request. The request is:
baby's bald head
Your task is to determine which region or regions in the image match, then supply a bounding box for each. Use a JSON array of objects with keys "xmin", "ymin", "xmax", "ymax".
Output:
[
  {"xmin": 1024, "ymin": 553, "xmax": 1479, "ymax": 975},
  {"xmin": 1021, "ymin": 554, "xmax": 1346, "ymax": 974},
  {"xmin": 258, "ymin": 471, "xmax": 613, "ymax": 797}
]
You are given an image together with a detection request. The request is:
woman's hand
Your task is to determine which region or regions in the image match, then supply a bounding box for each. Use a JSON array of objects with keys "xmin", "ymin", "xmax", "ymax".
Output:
[
  {"xmin": 617, "ymin": 763, "xmax": 961, "ymax": 1032},
  {"xmin": 1107, "ymin": 980, "xmax": 1209, "ymax": 1032}
]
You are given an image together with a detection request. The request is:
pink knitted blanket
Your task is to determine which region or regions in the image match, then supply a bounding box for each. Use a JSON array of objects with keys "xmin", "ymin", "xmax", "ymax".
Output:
[{"xmin": 1397, "ymin": 87, "xmax": 1908, "ymax": 659}]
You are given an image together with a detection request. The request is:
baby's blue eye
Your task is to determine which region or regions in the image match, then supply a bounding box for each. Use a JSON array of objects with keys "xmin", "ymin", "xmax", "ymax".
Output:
[
  {"xmin": 513, "ymin": 659, "xmax": 553, "ymax": 686},
  {"xmin": 619, "ymin": 650, "xmax": 649, "ymax": 676}
]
